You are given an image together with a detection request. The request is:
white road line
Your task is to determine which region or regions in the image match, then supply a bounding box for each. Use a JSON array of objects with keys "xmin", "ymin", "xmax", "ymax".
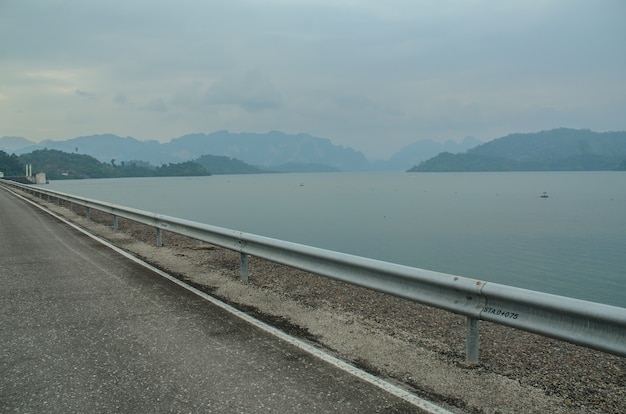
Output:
[{"xmin": 12, "ymin": 188, "xmax": 454, "ymax": 414}]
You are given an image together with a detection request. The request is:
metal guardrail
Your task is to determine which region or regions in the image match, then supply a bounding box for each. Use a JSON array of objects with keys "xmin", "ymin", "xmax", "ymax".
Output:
[{"xmin": 3, "ymin": 180, "xmax": 625, "ymax": 363}]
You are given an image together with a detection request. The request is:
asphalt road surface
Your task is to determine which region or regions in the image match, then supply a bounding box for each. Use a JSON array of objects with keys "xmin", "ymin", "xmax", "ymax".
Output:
[{"xmin": 0, "ymin": 187, "xmax": 442, "ymax": 413}]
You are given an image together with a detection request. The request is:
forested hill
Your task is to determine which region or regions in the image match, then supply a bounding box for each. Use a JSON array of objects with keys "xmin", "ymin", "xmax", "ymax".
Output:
[
  {"xmin": 18, "ymin": 149, "xmax": 210, "ymax": 180},
  {"xmin": 12, "ymin": 149, "xmax": 269, "ymax": 179},
  {"xmin": 409, "ymin": 129, "xmax": 626, "ymax": 172},
  {"xmin": 0, "ymin": 150, "xmax": 23, "ymax": 176},
  {"xmin": 2, "ymin": 131, "xmax": 371, "ymax": 172},
  {"xmin": 193, "ymin": 154, "xmax": 265, "ymax": 174}
]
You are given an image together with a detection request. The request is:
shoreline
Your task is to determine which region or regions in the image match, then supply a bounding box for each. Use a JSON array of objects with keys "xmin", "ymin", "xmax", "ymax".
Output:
[{"xmin": 21, "ymin": 194, "xmax": 626, "ymax": 413}]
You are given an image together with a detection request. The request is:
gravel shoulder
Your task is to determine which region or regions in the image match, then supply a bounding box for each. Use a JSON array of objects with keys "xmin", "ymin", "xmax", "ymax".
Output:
[{"xmin": 24, "ymin": 193, "xmax": 626, "ymax": 414}]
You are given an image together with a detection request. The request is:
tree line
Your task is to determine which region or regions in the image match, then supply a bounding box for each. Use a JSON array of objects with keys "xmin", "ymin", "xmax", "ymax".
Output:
[{"xmin": 1, "ymin": 149, "xmax": 210, "ymax": 180}]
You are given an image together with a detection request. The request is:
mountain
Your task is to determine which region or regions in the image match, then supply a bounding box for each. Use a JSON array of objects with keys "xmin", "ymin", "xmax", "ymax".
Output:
[
  {"xmin": 167, "ymin": 130, "xmax": 371, "ymax": 171},
  {"xmin": 0, "ymin": 136, "xmax": 36, "ymax": 152},
  {"xmin": 13, "ymin": 134, "xmax": 171, "ymax": 165},
  {"xmin": 193, "ymin": 154, "xmax": 265, "ymax": 175},
  {"xmin": 18, "ymin": 149, "xmax": 210, "ymax": 180},
  {"xmin": 409, "ymin": 129, "xmax": 626, "ymax": 172},
  {"xmin": 0, "ymin": 149, "xmax": 24, "ymax": 176},
  {"xmin": 3, "ymin": 131, "xmax": 372, "ymax": 171},
  {"xmin": 373, "ymin": 136, "xmax": 482, "ymax": 171},
  {"xmin": 270, "ymin": 163, "xmax": 339, "ymax": 173},
  {"xmin": 11, "ymin": 129, "xmax": 623, "ymax": 173}
]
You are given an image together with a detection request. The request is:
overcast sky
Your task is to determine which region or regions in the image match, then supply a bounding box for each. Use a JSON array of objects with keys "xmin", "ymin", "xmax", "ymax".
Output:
[{"xmin": 2, "ymin": 0, "xmax": 625, "ymax": 158}]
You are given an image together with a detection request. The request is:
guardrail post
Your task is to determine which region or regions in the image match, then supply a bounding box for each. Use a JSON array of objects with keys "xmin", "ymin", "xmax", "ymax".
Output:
[
  {"xmin": 47, "ymin": 194, "xmax": 50, "ymax": 202},
  {"xmin": 56, "ymin": 197, "xmax": 60, "ymax": 206},
  {"xmin": 466, "ymin": 317, "xmax": 480, "ymax": 365},
  {"xmin": 7, "ymin": 181, "xmax": 625, "ymax": 359},
  {"xmin": 69, "ymin": 202, "xmax": 73, "ymax": 212},
  {"xmin": 156, "ymin": 228, "xmax": 163, "ymax": 247},
  {"xmin": 240, "ymin": 253, "xmax": 249, "ymax": 281},
  {"xmin": 113, "ymin": 215, "xmax": 119, "ymax": 231},
  {"xmin": 86, "ymin": 207, "xmax": 91, "ymax": 221}
]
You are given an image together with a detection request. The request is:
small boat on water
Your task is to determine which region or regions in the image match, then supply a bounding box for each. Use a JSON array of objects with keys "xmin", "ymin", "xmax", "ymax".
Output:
[{"xmin": 540, "ymin": 192, "xmax": 549, "ymax": 198}]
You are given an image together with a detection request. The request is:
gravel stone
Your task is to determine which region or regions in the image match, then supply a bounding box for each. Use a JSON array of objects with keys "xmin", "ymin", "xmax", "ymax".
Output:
[{"xmin": 29, "ymin": 196, "xmax": 626, "ymax": 414}]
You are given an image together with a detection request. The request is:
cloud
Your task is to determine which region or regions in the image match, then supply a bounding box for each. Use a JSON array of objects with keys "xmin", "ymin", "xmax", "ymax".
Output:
[
  {"xmin": 75, "ymin": 89, "xmax": 96, "ymax": 99},
  {"xmin": 169, "ymin": 81, "xmax": 206, "ymax": 110},
  {"xmin": 204, "ymin": 69, "xmax": 283, "ymax": 112},
  {"xmin": 113, "ymin": 93, "xmax": 128, "ymax": 105},
  {"xmin": 139, "ymin": 98, "xmax": 167, "ymax": 112},
  {"xmin": 1, "ymin": 0, "xmax": 625, "ymax": 158}
]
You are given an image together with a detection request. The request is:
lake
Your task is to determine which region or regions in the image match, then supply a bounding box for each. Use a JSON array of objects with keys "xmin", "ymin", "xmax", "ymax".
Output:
[{"xmin": 47, "ymin": 171, "xmax": 626, "ymax": 308}]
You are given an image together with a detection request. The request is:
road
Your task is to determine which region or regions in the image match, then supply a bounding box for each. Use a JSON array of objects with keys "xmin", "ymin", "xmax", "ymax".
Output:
[{"xmin": 0, "ymin": 187, "xmax": 442, "ymax": 413}]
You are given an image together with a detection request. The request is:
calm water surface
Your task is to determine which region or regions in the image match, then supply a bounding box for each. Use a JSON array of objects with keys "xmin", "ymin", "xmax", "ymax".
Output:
[{"xmin": 47, "ymin": 172, "xmax": 626, "ymax": 307}]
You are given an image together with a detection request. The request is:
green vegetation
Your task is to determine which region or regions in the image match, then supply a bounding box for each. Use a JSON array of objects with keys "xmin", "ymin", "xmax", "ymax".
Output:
[
  {"xmin": 409, "ymin": 129, "xmax": 626, "ymax": 172},
  {"xmin": 153, "ymin": 161, "xmax": 209, "ymax": 177},
  {"xmin": 20, "ymin": 149, "xmax": 116, "ymax": 179},
  {"xmin": 409, "ymin": 152, "xmax": 514, "ymax": 172},
  {"xmin": 3, "ymin": 148, "xmax": 265, "ymax": 180},
  {"xmin": 271, "ymin": 163, "xmax": 339, "ymax": 173},
  {"xmin": 0, "ymin": 150, "xmax": 24, "ymax": 176},
  {"xmin": 193, "ymin": 154, "xmax": 264, "ymax": 174},
  {"xmin": 18, "ymin": 149, "xmax": 210, "ymax": 180}
]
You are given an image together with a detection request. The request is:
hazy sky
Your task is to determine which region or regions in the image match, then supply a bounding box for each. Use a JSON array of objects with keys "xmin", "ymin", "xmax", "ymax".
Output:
[{"xmin": 2, "ymin": 0, "xmax": 625, "ymax": 158}]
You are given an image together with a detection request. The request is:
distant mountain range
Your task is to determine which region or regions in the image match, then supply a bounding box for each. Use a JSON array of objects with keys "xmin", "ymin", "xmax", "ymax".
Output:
[
  {"xmin": 372, "ymin": 136, "xmax": 482, "ymax": 170},
  {"xmin": 4, "ymin": 128, "xmax": 625, "ymax": 174},
  {"xmin": 0, "ymin": 131, "xmax": 480, "ymax": 172},
  {"xmin": 409, "ymin": 128, "xmax": 626, "ymax": 172}
]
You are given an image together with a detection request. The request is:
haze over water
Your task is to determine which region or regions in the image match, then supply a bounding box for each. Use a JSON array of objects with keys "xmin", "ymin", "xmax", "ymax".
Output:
[{"xmin": 48, "ymin": 172, "xmax": 626, "ymax": 308}]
